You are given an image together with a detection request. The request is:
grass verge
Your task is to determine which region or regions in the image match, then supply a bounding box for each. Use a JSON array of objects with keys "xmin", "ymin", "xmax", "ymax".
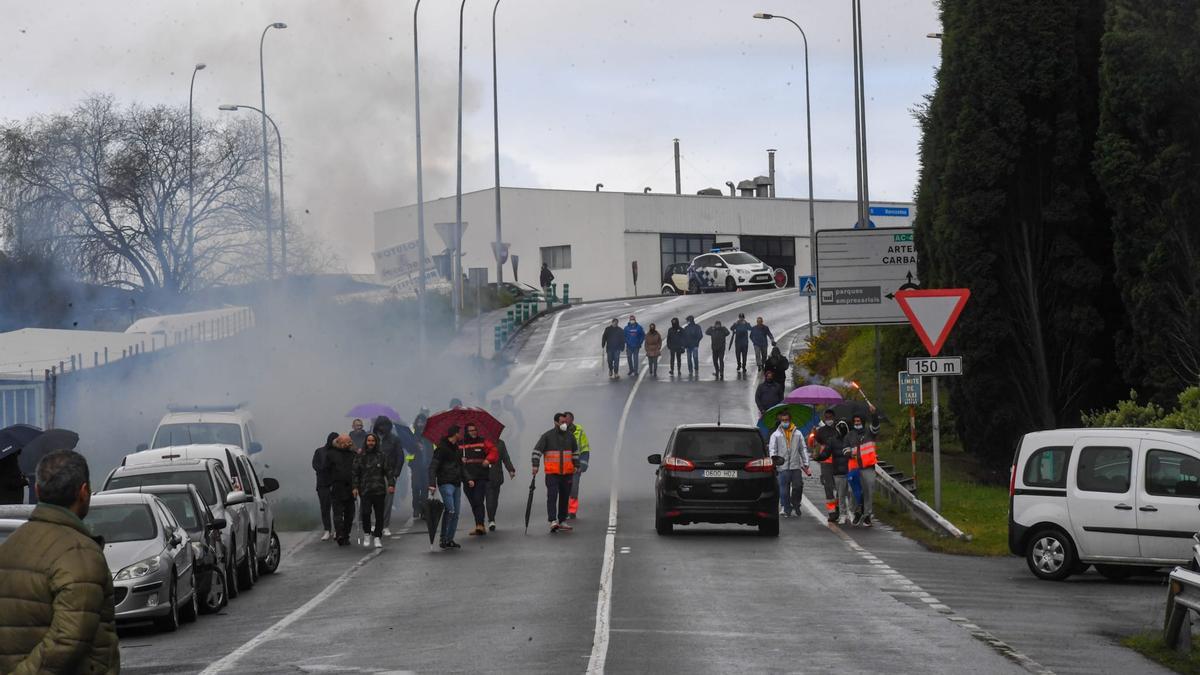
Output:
[{"xmin": 1122, "ymin": 631, "xmax": 1200, "ymax": 674}]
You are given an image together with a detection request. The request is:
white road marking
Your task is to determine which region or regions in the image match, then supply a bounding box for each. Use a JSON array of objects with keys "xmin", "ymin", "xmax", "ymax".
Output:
[{"xmin": 513, "ymin": 309, "xmax": 569, "ymax": 403}]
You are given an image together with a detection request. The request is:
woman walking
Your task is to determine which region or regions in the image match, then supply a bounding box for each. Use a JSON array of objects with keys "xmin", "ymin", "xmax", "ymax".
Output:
[
  {"xmin": 666, "ymin": 317, "xmax": 684, "ymax": 376},
  {"xmin": 428, "ymin": 426, "xmax": 465, "ymax": 550},
  {"xmin": 644, "ymin": 323, "xmax": 663, "ymax": 377},
  {"xmin": 352, "ymin": 433, "xmax": 396, "ymax": 549}
]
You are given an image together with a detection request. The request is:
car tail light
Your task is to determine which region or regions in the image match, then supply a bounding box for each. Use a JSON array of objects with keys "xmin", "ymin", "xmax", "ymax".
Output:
[
  {"xmin": 1009, "ymin": 464, "xmax": 1016, "ymax": 497},
  {"xmin": 663, "ymin": 456, "xmax": 695, "ymax": 472},
  {"xmin": 756, "ymin": 511, "xmax": 774, "ymax": 518},
  {"xmin": 744, "ymin": 457, "xmax": 774, "ymax": 472},
  {"xmin": 664, "ymin": 510, "xmax": 681, "ymax": 517}
]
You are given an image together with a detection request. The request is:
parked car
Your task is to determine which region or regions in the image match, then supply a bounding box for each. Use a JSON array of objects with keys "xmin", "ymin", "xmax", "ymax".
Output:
[
  {"xmin": 101, "ymin": 484, "xmax": 229, "ymax": 614},
  {"xmin": 648, "ymin": 424, "xmax": 783, "ymax": 536},
  {"xmin": 1009, "ymin": 427, "xmax": 1200, "ymax": 580},
  {"xmin": 121, "ymin": 445, "xmax": 280, "ymax": 577},
  {"xmin": 686, "ymin": 249, "xmax": 775, "ymax": 294},
  {"xmin": 144, "ymin": 403, "xmax": 262, "ymax": 455},
  {"xmin": 0, "ymin": 504, "xmax": 34, "ymax": 544},
  {"xmin": 87, "ymin": 492, "xmax": 198, "ymax": 631},
  {"xmin": 661, "ymin": 262, "xmax": 690, "ymax": 295},
  {"xmin": 103, "ymin": 457, "xmax": 255, "ymax": 596}
]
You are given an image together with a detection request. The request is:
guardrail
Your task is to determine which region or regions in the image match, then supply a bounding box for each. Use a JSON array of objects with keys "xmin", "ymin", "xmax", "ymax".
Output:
[
  {"xmin": 493, "ymin": 284, "xmax": 573, "ymax": 354},
  {"xmin": 872, "ymin": 464, "xmax": 970, "ymax": 541},
  {"xmin": 1164, "ymin": 566, "xmax": 1200, "ymax": 652}
]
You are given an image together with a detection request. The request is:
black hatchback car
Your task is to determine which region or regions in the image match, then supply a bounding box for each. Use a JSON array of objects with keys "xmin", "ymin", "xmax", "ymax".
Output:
[{"xmin": 648, "ymin": 424, "xmax": 782, "ymax": 536}]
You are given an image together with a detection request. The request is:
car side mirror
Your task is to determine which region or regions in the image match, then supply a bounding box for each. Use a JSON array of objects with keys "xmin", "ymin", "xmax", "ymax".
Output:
[
  {"xmin": 208, "ymin": 518, "xmax": 227, "ymax": 532},
  {"xmin": 772, "ymin": 455, "xmax": 785, "ymax": 467},
  {"xmin": 169, "ymin": 532, "xmax": 182, "ymax": 547},
  {"xmin": 249, "ymin": 442, "xmax": 263, "ymax": 455},
  {"xmin": 225, "ymin": 490, "xmax": 253, "ymax": 506},
  {"xmin": 136, "ymin": 443, "xmax": 149, "ymax": 452},
  {"xmin": 647, "ymin": 454, "xmax": 661, "ymax": 465},
  {"xmin": 261, "ymin": 477, "xmax": 280, "ymax": 494}
]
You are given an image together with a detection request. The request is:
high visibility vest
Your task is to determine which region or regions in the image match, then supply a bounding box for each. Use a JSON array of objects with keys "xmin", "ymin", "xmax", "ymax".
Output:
[
  {"xmin": 809, "ymin": 430, "xmax": 832, "ymax": 464},
  {"xmin": 543, "ymin": 448, "xmax": 575, "ymax": 475},
  {"xmin": 848, "ymin": 441, "xmax": 878, "ymax": 470},
  {"xmin": 460, "ymin": 441, "xmax": 490, "ymax": 465}
]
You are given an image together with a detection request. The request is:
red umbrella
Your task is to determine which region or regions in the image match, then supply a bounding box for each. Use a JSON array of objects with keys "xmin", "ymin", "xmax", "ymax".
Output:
[{"xmin": 421, "ymin": 407, "xmax": 505, "ymax": 443}]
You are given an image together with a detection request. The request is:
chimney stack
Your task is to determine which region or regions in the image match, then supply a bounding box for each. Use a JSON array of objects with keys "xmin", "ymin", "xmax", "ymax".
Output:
[
  {"xmin": 673, "ymin": 138, "xmax": 682, "ymax": 195},
  {"xmin": 767, "ymin": 149, "xmax": 777, "ymax": 198}
]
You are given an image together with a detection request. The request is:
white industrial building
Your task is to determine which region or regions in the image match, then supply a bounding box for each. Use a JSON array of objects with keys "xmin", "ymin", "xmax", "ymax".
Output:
[{"xmin": 373, "ymin": 187, "xmax": 916, "ymax": 302}]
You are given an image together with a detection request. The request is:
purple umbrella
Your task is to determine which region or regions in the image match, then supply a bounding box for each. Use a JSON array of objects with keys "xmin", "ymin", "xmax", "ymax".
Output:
[
  {"xmin": 784, "ymin": 384, "xmax": 844, "ymax": 406},
  {"xmin": 346, "ymin": 403, "xmax": 402, "ymax": 421}
]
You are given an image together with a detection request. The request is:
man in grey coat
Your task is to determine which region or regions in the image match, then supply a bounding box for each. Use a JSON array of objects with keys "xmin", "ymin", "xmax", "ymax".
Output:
[{"xmin": 768, "ymin": 411, "xmax": 812, "ymax": 518}]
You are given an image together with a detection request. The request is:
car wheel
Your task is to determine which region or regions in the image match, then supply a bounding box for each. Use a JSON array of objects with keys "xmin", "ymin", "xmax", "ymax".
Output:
[
  {"xmin": 260, "ymin": 531, "xmax": 281, "ymax": 575},
  {"xmin": 248, "ymin": 538, "xmax": 260, "ymax": 584},
  {"xmin": 725, "ymin": 277, "xmax": 737, "ymax": 292},
  {"xmin": 688, "ymin": 279, "xmax": 700, "ymax": 295},
  {"xmin": 1026, "ymin": 529, "xmax": 1076, "ymax": 581},
  {"xmin": 201, "ymin": 567, "xmax": 227, "ymax": 614},
  {"xmin": 226, "ymin": 539, "xmax": 240, "ymax": 599},
  {"xmin": 156, "ymin": 577, "xmax": 180, "ymax": 632},
  {"xmin": 655, "ymin": 511, "xmax": 674, "ymax": 536},
  {"xmin": 758, "ymin": 518, "xmax": 780, "ymax": 537},
  {"xmin": 180, "ymin": 571, "xmax": 199, "ymax": 623},
  {"xmin": 1095, "ymin": 564, "xmax": 1137, "ymax": 581},
  {"xmin": 661, "ymin": 285, "xmax": 675, "ymax": 296},
  {"xmin": 236, "ymin": 537, "xmax": 255, "ymax": 591}
]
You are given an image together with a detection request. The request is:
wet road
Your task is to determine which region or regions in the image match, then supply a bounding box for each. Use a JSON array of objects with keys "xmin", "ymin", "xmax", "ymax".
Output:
[{"xmin": 118, "ymin": 290, "xmax": 1168, "ymax": 674}]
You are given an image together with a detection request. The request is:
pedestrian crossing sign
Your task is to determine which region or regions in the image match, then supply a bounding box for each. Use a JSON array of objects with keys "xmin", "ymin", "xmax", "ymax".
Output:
[{"xmin": 798, "ymin": 275, "xmax": 817, "ymax": 297}]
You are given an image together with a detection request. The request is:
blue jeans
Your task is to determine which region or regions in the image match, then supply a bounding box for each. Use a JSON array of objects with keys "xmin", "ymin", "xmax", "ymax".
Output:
[
  {"xmin": 438, "ymin": 483, "xmax": 461, "ymax": 542},
  {"xmin": 606, "ymin": 349, "xmax": 622, "ymax": 374},
  {"xmin": 778, "ymin": 469, "xmax": 801, "ymax": 514},
  {"xmin": 626, "ymin": 348, "xmax": 640, "ymax": 374},
  {"xmin": 686, "ymin": 347, "xmax": 699, "ymax": 373}
]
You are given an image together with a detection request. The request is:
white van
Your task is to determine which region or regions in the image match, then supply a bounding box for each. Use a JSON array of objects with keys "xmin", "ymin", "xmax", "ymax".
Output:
[
  {"xmin": 123, "ymin": 444, "xmax": 280, "ymax": 577},
  {"xmin": 1009, "ymin": 428, "xmax": 1200, "ymax": 580},
  {"xmin": 144, "ymin": 404, "xmax": 262, "ymax": 455}
]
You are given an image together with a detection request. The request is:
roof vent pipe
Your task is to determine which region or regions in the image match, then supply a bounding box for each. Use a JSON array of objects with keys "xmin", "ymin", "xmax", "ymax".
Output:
[
  {"xmin": 767, "ymin": 149, "xmax": 777, "ymax": 198},
  {"xmin": 595, "ymin": 183, "xmax": 604, "ymax": 192},
  {"xmin": 725, "ymin": 181, "xmax": 735, "ymax": 197},
  {"xmin": 673, "ymin": 138, "xmax": 681, "ymax": 195}
]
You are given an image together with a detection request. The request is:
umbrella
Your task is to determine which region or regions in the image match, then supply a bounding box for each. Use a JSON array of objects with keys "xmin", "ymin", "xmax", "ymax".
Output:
[
  {"xmin": 784, "ymin": 384, "xmax": 844, "ymax": 406},
  {"xmin": 426, "ymin": 492, "xmax": 445, "ymax": 549},
  {"xmin": 19, "ymin": 429, "xmax": 80, "ymax": 475},
  {"xmin": 347, "ymin": 403, "xmax": 403, "ymax": 421},
  {"xmin": 758, "ymin": 403, "xmax": 818, "ymax": 435},
  {"xmin": 523, "ymin": 475, "xmax": 537, "ymax": 534},
  {"xmin": 0, "ymin": 424, "xmax": 42, "ymax": 461},
  {"xmin": 829, "ymin": 399, "xmax": 872, "ymax": 424},
  {"xmin": 422, "ymin": 407, "xmax": 505, "ymax": 444}
]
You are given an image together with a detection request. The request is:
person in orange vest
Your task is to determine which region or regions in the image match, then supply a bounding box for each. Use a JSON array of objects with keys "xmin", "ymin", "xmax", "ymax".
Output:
[
  {"xmin": 531, "ymin": 413, "xmax": 579, "ymax": 533},
  {"xmin": 564, "ymin": 412, "xmax": 590, "ymax": 519},
  {"xmin": 811, "ymin": 409, "xmax": 840, "ymax": 523},
  {"xmin": 845, "ymin": 404, "xmax": 880, "ymax": 527},
  {"xmin": 459, "ymin": 424, "xmax": 500, "ymax": 536}
]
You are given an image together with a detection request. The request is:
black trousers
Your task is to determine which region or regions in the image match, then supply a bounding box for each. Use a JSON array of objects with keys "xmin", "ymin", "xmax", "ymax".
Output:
[
  {"xmin": 712, "ymin": 350, "xmax": 725, "ymax": 377},
  {"xmin": 546, "ymin": 473, "xmax": 573, "ymax": 522},
  {"xmin": 485, "ymin": 479, "xmax": 503, "ymax": 522},
  {"xmin": 754, "ymin": 344, "xmax": 768, "ymax": 369},
  {"xmin": 316, "ymin": 485, "xmax": 332, "ymax": 531},
  {"xmin": 332, "ymin": 497, "xmax": 355, "ymax": 542},
  {"xmin": 464, "ymin": 479, "xmax": 489, "ymax": 526},
  {"xmin": 734, "ymin": 343, "xmax": 748, "ymax": 370},
  {"xmin": 670, "ymin": 350, "xmax": 682, "ymax": 372},
  {"xmin": 360, "ymin": 493, "xmax": 386, "ymax": 538}
]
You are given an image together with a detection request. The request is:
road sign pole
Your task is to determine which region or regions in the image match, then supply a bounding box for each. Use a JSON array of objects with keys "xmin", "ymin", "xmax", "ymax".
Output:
[
  {"xmin": 807, "ymin": 297, "xmax": 814, "ymax": 338},
  {"xmin": 931, "ymin": 375, "xmax": 941, "ymax": 512},
  {"xmin": 909, "ymin": 403, "xmax": 917, "ymax": 492}
]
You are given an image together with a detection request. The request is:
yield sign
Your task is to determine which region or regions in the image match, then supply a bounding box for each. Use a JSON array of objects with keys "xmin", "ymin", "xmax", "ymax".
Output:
[{"xmin": 894, "ymin": 289, "xmax": 970, "ymax": 357}]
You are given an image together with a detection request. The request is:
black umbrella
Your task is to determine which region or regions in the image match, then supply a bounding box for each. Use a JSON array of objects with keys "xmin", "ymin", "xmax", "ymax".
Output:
[
  {"xmin": 828, "ymin": 400, "xmax": 872, "ymax": 425},
  {"xmin": 425, "ymin": 492, "xmax": 445, "ymax": 549},
  {"xmin": 0, "ymin": 424, "xmax": 42, "ymax": 461},
  {"xmin": 524, "ymin": 475, "xmax": 537, "ymax": 534},
  {"xmin": 18, "ymin": 429, "xmax": 80, "ymax": 475}
]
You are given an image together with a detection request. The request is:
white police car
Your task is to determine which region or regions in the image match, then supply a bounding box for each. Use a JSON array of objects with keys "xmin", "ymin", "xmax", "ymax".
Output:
[{"xmin": 687, "ymin": 249, "xmax": 776, "ymax": 293}]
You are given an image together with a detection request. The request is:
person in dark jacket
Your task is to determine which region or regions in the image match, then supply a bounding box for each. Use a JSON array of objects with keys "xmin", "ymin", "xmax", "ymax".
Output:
[
  {"xmin": 601, "ymin": 318, "xmax": 626, "ymax": 379},
  {"xmin": 532, "ymin": 413, "xmax": 580, "ymax": 533},
  {"xmin": 372, "ymin": 416, "xmax": 405, "ymax": 535},
  {"xmin": 706, "ymin": 320, "xmax": 731, "ymax": 379},
  {"xmin": 812, "ymin": 408, "xmax": 840, "ymax": 522},
  {"xmin": 666, "ymin": 317, "xmax": 684, "ymax": 376},
  {"xmin": 410, "ymin": 412, "xmax": 434, "ymax": 520},
  {"xmin": 764, "ymin": 345, "xmax": 790, "ymax": 385},
  {"xmin": 729, "ymin": 313, "xmax": 752, "ymax": 373},
  {"xmin": 644, "ymin": 323, "xmax": 663, "ymax": 377},
  {"xmin": 353, "ymin": 433, "xmax": 396, "ymax": 549},
  {"xmin": 0, "ymin": 449, "xmax": 27, "ymax": 505},
  {"xmin": 540, "ymin": 262, "xmax": 555, "ymax": 294},
  {"xmin": 485, "ymin": 436, "xmax": 517, "ymax": 531},
  {"xmin": 324, "ymin": 435, "xmax": 358, "ymax": 545},
  {"xmin": 750, "ymin": 317, "xmax": 775, "ymax": 370},
  {"xmin": 428, "ymin": 427, "xmax": 465, "ymax": 549},
  {"xmin": 814, "ymin": 420, "xmax": 853, "ymax": 523},
  {"xmin": 460, "ymin": 424, "xmax": 501, "ymax": 537},
  {"xmin": 755, "ymin": 370, "xmax": 785, "ymax": 414},
  {"xmin": 312, "ymin": 432, "xmax": 338, "ymax": 541},
  {"xmin": 682, "ymin": 315, "xmax": 703, "ymax": 376},
  {"xmin": 623, "ymin": 315, "xmax": 646, "ymax": 376},
  {"xmin": 349, "ymin": 418, "xmax": 367, "ymax": 451}
]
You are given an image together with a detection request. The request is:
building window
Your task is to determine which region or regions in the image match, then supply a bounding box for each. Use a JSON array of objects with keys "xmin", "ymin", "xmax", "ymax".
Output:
[
  {"xmin": 541, "ymin": 245, "xmax": 572, "ymax": 270},
  {"xmin": 660, "ymin": 234, "xmax": 715, "ymax": 273}
]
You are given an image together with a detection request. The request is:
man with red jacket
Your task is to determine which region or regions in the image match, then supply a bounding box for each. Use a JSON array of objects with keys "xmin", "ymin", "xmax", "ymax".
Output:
[{"xmin": 460, "ymin": 424, "xmax": 500, "ymax": 537}]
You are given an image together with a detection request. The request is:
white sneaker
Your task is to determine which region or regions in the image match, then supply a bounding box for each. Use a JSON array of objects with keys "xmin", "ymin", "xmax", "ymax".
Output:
[
  {"xmin": 382, "ymin": 528, "xmax": 392, "ymax": 537},
  {"xmin": 779, "ymin": 507, "xmax": 787, "ymax": 517},
  {"xmin": 362, "ymin": 536, "xmax": 372, "ymax": 548},
  {"xmin": 320, "ymin": 531, "xmax": 331, "ymax": 541},
  {"xmin": 373, "ymin": 537, "xmax": 383, "ymax": 549}
]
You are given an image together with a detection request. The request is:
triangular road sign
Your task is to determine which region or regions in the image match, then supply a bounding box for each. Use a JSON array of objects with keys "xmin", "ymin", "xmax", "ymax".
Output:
[
  {"xmin": 799, "ymin": 276, "xmax": 817, "ymax": 295},
  {"xmin": 894, "ymin": 288, "xmax": 970, "ymax": 357}
]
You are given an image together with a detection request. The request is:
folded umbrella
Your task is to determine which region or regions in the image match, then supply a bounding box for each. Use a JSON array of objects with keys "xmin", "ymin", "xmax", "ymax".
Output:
[
  {"xmin": 0, "ymin": 424, "xmax": 42, "ymax": 461},
  {"xmin": 19, "ymin": 429, "xmax": 80, "ymax": 475},
  {"xmin": 346, "ymin": 403, "xmax": 403, "ymax": 421},
  {"xmin": 422, "ymin": 407, "xmax": 505, "ymax": 444},
  {"xmin": 426, "ymin": 492, "xmax": 445, "ymax": 549},
  {"xmin": 524, "ymin": 475, "xmax": 537, "ymax": 534}
]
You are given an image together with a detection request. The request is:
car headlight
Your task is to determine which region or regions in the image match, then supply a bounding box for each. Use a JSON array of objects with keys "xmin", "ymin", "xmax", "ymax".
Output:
[{"xmin": 114, "ymin": 556, "xmax": 161, "ymax": 581}]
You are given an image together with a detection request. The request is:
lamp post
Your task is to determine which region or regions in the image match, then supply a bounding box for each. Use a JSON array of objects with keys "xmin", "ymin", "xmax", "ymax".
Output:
[
  {"xmin": 187, "ymin": 63, "xmax": 206, "ymax": 280},
  {"xmin": 454, "ymin": 0, "xmax": 468, "ymax": 329},
  {"xmin": 413, "ymin": 0, "xmax": 428, "ymax": 356},
  {"xmin": 491, "ymin": 0, "xmax": 504, "ymax": 285},
  {"xmin": 753, "ymin": 12, "xmax": 816, "ymax": 337},
  {"xmin": 258, "ymin": 21, "xmax": 287, "ymax": 281},
  {"xmin": 219, "ymin": 104, "xmax": 286, "ymax": 280}
]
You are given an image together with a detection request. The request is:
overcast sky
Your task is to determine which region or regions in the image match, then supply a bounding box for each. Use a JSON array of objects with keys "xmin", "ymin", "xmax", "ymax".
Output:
[{"xmin": 0, "ymin": 1, "xmax": 941, "ymax": 271}]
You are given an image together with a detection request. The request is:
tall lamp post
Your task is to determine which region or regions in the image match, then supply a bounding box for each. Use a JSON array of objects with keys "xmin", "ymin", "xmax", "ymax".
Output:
[
  {"xmin": 754, "ymin": 12, "xmax": 816, "ymax": 337},
  {"xmin": 454, "ymin": 0, "xmax": 469, "ymax": 329},
  {"xmin": 413, "ymin": 0, "xmax": 428, "ymax": 355},
  {"xmin": 258, "ymin": 21, "xmax": 287, "ymax": 281},
  {"xmin": 187, "ymin": 63, "xmax": 206, "ymax": 280},
  {"xmin": 219, "ymin": 104, "xmax": 286, "ymax": 280},
  {"xmin": 491, "ymin": 0, "xmax": 504, "ymax": 285}
]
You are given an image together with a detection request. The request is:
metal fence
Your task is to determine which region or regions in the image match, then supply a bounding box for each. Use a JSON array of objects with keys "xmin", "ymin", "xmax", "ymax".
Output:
[{"xmin": 1164, "ymin": 565, "xmax": 1200, "ymax": 652}]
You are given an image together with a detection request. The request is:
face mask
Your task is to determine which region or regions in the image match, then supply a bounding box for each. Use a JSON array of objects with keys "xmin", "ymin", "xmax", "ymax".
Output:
[
  {"xmin": 854, "ymin": 424, "xmax": 864, "ymax": 431},
  {"xmin": 559, "ymin": 423, "xmax": 569, "ymax": 432},
  {"xmin": 824, "ymin": 419, "xmax": 834, "ymax": 427},
  {"xmin": 779, "ymin": 421, "xmax": 790, "ymax": 429}
]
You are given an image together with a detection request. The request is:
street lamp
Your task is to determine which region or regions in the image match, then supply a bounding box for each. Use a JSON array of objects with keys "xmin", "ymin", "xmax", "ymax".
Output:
[
  {"xmin": 187, "ymin": 63, "xmax": 206, "ymax": 280},
  {"xmin": 753, "ymin": 11, "xmax": 816, "ymax": 336},
  {"xmin": 219, "ymin": 104, "xmax": 286, "ymax": 283},
  {"xmin": 491, "ymin": 0, "xmax": 504, "ymax": 285},
  {"xmin": 259, "ymin": 21, "xmax": 287, "ymax": 280},
  {"xmin": 413, "ymin": 0, "xmax": 428, "ymax": 355},
  {"xmin": 454, "ymin": 0, "xmax": 468, "ymax": 329}
]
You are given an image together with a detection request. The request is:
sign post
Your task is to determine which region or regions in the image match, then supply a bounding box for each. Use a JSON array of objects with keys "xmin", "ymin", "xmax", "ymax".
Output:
[
  {"xmin": 895, "ymin": 288, "xmax": 971, "ymax": 513},
  {"xmin": 798, "ymin": 275, "xmax": 817, "ymax": 337}
]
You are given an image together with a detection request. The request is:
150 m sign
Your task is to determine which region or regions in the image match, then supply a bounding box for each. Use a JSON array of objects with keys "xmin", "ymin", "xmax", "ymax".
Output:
[{"xmin": 906, "ymin": 356, "xmax": 962, "ymax": 376}]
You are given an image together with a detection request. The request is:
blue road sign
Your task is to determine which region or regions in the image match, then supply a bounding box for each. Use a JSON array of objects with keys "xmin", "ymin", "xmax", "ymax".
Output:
[
  {"xmin": 898, "ymin": 371, "xmax": 923, "ymax": 405},
  {"xmin": 798, "ymin": 275, "xmax": 817, "ymax": 297},
  {"xmin": 870, "ymin": 206, "xmax": 911, "ymax": 217}
]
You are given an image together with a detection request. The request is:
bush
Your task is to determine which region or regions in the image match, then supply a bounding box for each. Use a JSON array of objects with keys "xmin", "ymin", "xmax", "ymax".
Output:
[
  {"xmin": 797, "ymin": 326, "xmax": 856, "ymax": 380},
  {"xmin": 887, "ymin": 401, "xmax": 960, "ymax": 456},
  {"xmin": 1082, "ymin": 387, "xmax": 1200, "ymax": 431}
]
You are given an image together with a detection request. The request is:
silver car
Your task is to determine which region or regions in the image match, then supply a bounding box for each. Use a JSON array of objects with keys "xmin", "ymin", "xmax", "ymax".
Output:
[
  {"xmin": 0, "ymin": 504, "xmax": 34, "ymax": 544},
  {"xmin": 87, "ymin": 493, "xmax": 198, "ymax": 631}
]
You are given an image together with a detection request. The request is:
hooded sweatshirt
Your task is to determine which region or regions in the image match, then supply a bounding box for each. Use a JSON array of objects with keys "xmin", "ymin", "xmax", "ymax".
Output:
[
  {"xmin": 312, "ymin": 432, "xmax": 338, "ymax": 489},
  {"xmin": 372, "ymin": 416, "xmax": 405, "ymax": 478}
]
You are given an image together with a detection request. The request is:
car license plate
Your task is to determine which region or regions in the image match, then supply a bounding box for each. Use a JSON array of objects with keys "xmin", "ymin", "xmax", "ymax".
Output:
[{"xmin": 703, "ymin": 469, "xmax": 737, "ymax": 478}]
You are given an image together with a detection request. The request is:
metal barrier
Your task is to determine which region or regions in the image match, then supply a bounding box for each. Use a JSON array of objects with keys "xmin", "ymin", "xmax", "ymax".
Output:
[
  {"xmin": 1165, "ymin": 566, "xmax": 1200, "ymax": 652},
  {"xmin": 872, "ymin": 465, "xmax": 969, "ymax": 541}
]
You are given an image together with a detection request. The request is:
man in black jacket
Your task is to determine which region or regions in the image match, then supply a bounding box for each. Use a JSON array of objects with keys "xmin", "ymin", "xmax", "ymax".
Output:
[
  {"xmin": 814, "ymin": 420, "xmax": 853, "ymax": 523},
  {"xmin": 428, "ymin": 427, "xmax": 465, "ymax": 549},
  {"xmin": 324, "ymin": 435, "xmax": 358, "ymax": 545},
  {"xmin": 755, "ymin": 370, "xmax": 785, "ymax": 414},
  {"xmin": 540, "ymin": 262, "xmax": 555, "ymax": 294},
  {"xmin": 485, "ymin": 436, "xmax": 517, "ymax": 531},
  {"xmin": 666, "ymin": 317, "xmax": 684, "ymax": 375},
  {"xmin": 601, "ymin": 318, "xmax": 626, "ymax": 379},
  {"xmin": 764, "ymin": 346, "xmax": 790, "ymax": 385},
  {"xmin": 706, "ymin": 321, "xmax": 731, "ymax": 379},
  {"xmin": 812, "ymin": 409, "xmax": 840, "ymax": 522},
  {"xmin": 312, "ymin": 432, "xmax": 338, "ymax": 541},
  {"xmin": 372, "ymin": 416, "xmax": 405, "ymax": 536}
]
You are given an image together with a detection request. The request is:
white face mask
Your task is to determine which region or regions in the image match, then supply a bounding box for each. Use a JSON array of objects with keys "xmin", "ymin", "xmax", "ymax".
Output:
[
  {"xmin": 823, "ymin": 419, "xmax": 833, "ymax": 426},
  {"xmin": 854, "ymin": 424, "xmax": 864, "ymax": 431},
  {"xmin": 559, "ymin": 423, "xmax": 569, "ymax": 432}
]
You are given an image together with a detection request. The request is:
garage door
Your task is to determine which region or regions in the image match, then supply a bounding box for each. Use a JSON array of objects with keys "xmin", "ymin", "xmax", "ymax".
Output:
[{"xmin": 739, "ymin": 236, "xmax": 795, "ymax": 287}]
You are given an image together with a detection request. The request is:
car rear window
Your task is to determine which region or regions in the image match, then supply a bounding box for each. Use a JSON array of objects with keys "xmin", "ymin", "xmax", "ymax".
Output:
[
  {"xmin": 156, "ymin": 492, "xmax": 202, "ymax": 532},
  {"xmin": 721, "ymin": 252, "xmax": 759, "ymax": 265},
  {"xmin": 88, "ymin": 504, "xmax": 157, "ymax": 543},
  {"xmin": 107, "ymin": 470, "xmax": 216, "ymax": 506},
  {"xmin": 153, "ymin": 423, "xmax": 242, "ymax": 448},
  {"xmin": 1023, "ymin": 446, "xmax": 1071, "ymax": 488},
  {"xmin": 672, "ymin": 430, "xmax": 766, "ymax": 461}
]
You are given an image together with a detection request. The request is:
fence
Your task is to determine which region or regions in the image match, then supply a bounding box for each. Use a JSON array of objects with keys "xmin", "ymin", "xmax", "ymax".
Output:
[{"xmin": 1164, "ymin": 564, "xmax": 1200, "ymax": 652}]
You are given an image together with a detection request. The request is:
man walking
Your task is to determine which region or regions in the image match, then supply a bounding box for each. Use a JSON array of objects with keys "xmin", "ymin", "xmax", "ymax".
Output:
[
  {"xmin": 410, "ymin": 412, "xmax": 434, "ymax": 521},
  {"xmin": 845, "ymin": 405, "xmax": 881, "ymax": 526},
  {"xmin": 312, "ymin": 432, "xmax": 338, "ymax": 541},
  {"xmin": 706, "ymin": 320, "xmax": 731, "ymax": 379},
  {"xmin": 623, "ymin": 315, "xmax": 646, "ymax": 377},
  {"xmin": 349, "ymin": 418, "xmax": 367, "ymax": 450},
  {"xmin": 532, "ymin": 413, "xmax": 579, "ymax": 533},
  {"xmin": 729, "ymin": 313, "xmax": 752, "ymax": 373},
  {"xmin": 815, "ymin": 421, "xmax": 854, "ymax": 524},
  {"xmin": 325, "ymin": 435, "xmax": 358, "ymax": 545},
  {"xmin": 428, "ymin": 426, "xmax": 465, "ymax": 550},
  {"xmin": 755, "ymin": 369, "xmax": 785, "ymax": 414},
  {"xmin": 485, "ymin": 434, "xmax": 517, "ymax": 531},
  {"xmin": 601, "ymin": 318, "xmax": 626, "ymax": 379},
  {"xmin": 769, "ymin": 412, "xmax": 812, "ymax": 518},
  {"xmin": 540, "ymin": 262, "xmax": 555, "ymax": 295},
  {"xmin": 372, "ymin": 416, "xmax": 405, "ymax": 536},
  {"xmin": 750, "ymin": 317, "xmax": 775, "ymax": 371},
  {"xmin": 812, "ymin": 409, "xmax": 840, "ymax": 522},
  {"xmin": 459, "ymin": 424, "xmax": 500, "ymax": 536},
  {"xmin": 666, "ymin": 317, "xmax": 684, "ymax": 376},
  {"xmin": 765, "ymin": 346, "xmax": 791, "ymax": 385},
  {"xmin": 564, "ymin": 411, "xmax": 590, "ymax": 519},
  {"xmin": 0, "ymin": 449, "xmax": 120, "ymax": 674},
  {"xmin": 682, "ymin": 315, "xmax": 703, "ymax": 376}
]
